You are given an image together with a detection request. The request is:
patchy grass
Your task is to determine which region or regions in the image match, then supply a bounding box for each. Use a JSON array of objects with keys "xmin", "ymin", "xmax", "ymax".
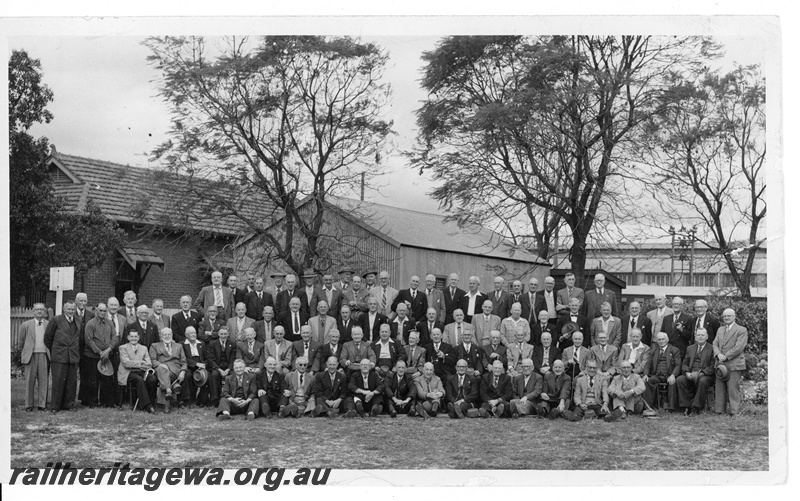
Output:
[{"xmin": 9, "ymin": 378, "xmax": 767, "ymax": 470}]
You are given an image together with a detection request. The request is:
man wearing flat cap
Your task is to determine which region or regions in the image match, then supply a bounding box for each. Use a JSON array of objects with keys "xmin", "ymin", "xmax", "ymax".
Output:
[{"xmin": 362, "ymin": 271, "xmax": 378, "ymax": 293}]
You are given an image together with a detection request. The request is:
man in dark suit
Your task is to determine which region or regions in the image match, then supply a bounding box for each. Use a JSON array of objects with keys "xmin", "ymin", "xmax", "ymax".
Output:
[
  {"xmin": 660, "ymin": 296, "xmax": 694, "ymax": 358},
  {"xmin": 532, "ymin": 332, "xmax": 562, "ymax": 376},
  {"xmin": 182, "ymin": 327, "xmax": 209, "ymax": 406},
  {"xmin": 335, "ymin": 304, "xmax": 357, "ymax": 344},
  {"xmin": 384, "ymin": 360, "xmax": 418, "ymax": 417},
  {"xmin": 445, "ymin": 358, "xmax": 480, "ymax": 418},
  {"xmin": 425, "ymin": 327, "xmax": 456, "ymax": 379},
  {"xmin": 620, "ymin": 301, "xmax": 653, "ymax": 346},
  {"xmin": 479, "ymin": 360, "xmax": 513, "ymax": 417},
  {"xmin": 171, "ymin": 295, "xmax": 202, "ymax": 343},
  {"xmin": 344, "ymin": 359, "xmax": 385, "ymax": 417},
  {"xmin": 534, "ymin": 276, "xmax": 559, "ymax": 327},
  {"xmin": 372, "ymin": 324, "xmax": 406, "ymax": 378},
  {"xmin": 275, "ymin": 274, "xmax": 310, "ymax": 319},
  {"xmin": 505, "ymin": 280, "xmax": 524, "ymax": 320},
  {"xmin": 197, "ymin": 305, "xmax": 227, "ymax": 344},
  {"xmin": 642, "ymin": 332, "xmax": 681, "ymax": 410},
  {"xmin": 300, "ymin": 270, "xmax": 322, "ymax": 318},
  {"xmin": 416, "ymin": 307, "xmax": 444, "ymax": 347},
  {"xmin": 676, "ymin": 327, "xmax": 715, "ymax": 415},
  {"xmin": 390, "ymin": 303, "xmax": 415, "ymax": 345},
  {"xmin": 554, "ymin": 298, "xmax": 591, "ymax": 351},
  {"xmin": 216, "ymin": 358, "xmax": 259, "ymax": 420},
  {"xmin": 689, "ymin": 299, "xmax": 720, "ymax": 344},
  {"xmin": 454, "ymin": 330, "xmax": 484, "ymax": 377},
  {"xmin": 458, "ymin": 276, "xmax": 488, "ymax": 324},
  {"xmin": 509, "ymin": 358, "xmax": 544, "ymax": 417},
  {"xmin": 537, "ymin": 360, "xmax": 572, "ymax": 419},
  {"xmin": 556, "ymin": 272, "xmax": 584, "ymax": 317},
  {"xmin": 228, "ymin": 274, "xmax": 248, "ymax": 309},
  {"xmin": 481, "ymin": 330, "xmax": 508, "ymax": 371},
  {"xmin": 82, "ymin": 303, "xmax": 117, "ymax": 408},
  {"xmin": 124, "ymin": 305, "xmax": 160, "ymax": 349},
  {"xmin": 205, "ymin": 328, "xmax": 236, "ymax": 407},
  {"xmin": 194, "ymin": 271, "xmax": 233, "ymax": 320},
  {"xmin": 318, "ymin": 274, "xmax": 343, "ymax": 321},
  {"xmin": 236, "ymin": 328, "xmax": 264, "ymax": 373},
  {"xmin": 254, "ymin": 306, "xmax": 278, "ymax": 343},
  {"xmin": 245, "ymin": 277, "xmax": 274, "ymax": 322},
  {"xmin": 44, "ymin": 300, "xmax": 81, "ymax": 412},
  {"xmin": 280, "ymin": 297, "xmax": 309, "ymax": 343},
  {"xmin": 256, "ymin": 356, "xmax": 288, "ymax": 417},
  {"xmin": 582, "ymin": 273, "xmax": 618, "ymax": 318},
  {"xmin": 292, "ymin": 325, "xmax": 322, "ymax": 372},
  {"xmin": 359, "ymin": 296, "xmax": 389, "ymax": 343},
  {"xmin": 316, "ymin": 331, "xmax": 343, "ymax": 371},
  {"xmin": 531, "ymin": 310, "xmax": 557, "ymax": 348},
  {"xmin": 519, "ymin": 278, "xmax": 539, "ymax": 325},
  {"xmin": 310, "ymin": 356, "xmax": 347, "ymax": 418},
  {"xmin": 487, "ymin": 276, "xmax": 511, "ymax": 320},
  {"xmin": 443, "ymin": 273, "xmax": 467, "ymax": 325},
  {"xmin": 392, "ymin": 275, "xmax": 428, "ymax": 323}
]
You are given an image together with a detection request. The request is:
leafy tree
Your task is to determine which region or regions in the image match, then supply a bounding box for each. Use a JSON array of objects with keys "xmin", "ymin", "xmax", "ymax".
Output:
[
  {"xmin": 9, "ymin": 49, "xmax": 125, "ymax": 305},
  {"xmin": 144, "ymin": 36, "xmax": 393, "ymax": 275},
  {"xmin": 638, "ymin": 65, "xmax": 766, "ymax": 298},
  {"xmin": 410, "ymin": 36, "xmax": 720, "ymax": 283}
]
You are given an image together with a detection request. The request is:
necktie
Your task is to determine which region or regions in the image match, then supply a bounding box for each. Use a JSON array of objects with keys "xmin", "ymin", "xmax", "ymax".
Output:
[
  {"xmin": 450, "ymin": 288, "xmax": 455, "ymax": 300},
  {"xmin": 573, "ymin": 348, "xmax": 579, "ymax": 364},
  {"xmin": 412, "ymin": 290, "xmax": 416, "ymax": 300},
  {"xmin": 589, "ymin": 376, "xmax": 594, "ymax": 387},
  {"xmin": 248, "ymin": 342, "xmax": 254, "ymax": 354},
  {"xmin": 165, "ymin": 343, "xmax": 171, "ymax": 353},
  {"xmin": 258, "ymin": 292, "xmax": 262, "ymax": 301},
  {"xmin": 382, "ymin": 289, "xmax": 387, "ymax": 309},
  {"xmin": 319, "ymin": 316, "xmax": 325, "ymax": 335},
  {"xmin": 427, "ymin": 289, "xmax": 432, "ymax": 297},
  {"xmin": 214, "ymin": 287, "xmax": 222, "ymax": 307},
  {"xmin": 300, "ymin": 373, "xmax": 304, "ymax": 386},
  {"xmin": 237, "ymin": 376, "xmax": 242, "ymax": 388},
  {"xmin": 38, "ymin": 320, "xmax": 42, "ymax": 326},
  {"xmin": 427, "ymin": 380, "xmax": 431, "ymax": 393},
  {"xmin": 410, "ymin": 347, "xmax": 415, "ymax": 360},
  {"xmin": 493, "ymin": 377, "xmax": 498, "ymax": 388},
  {"xmin": 112, "ymin": 316, "xmax": 117, "ymax": 333},
  {"xmin": 496, "ymin": 291, "xmax": 500, "ymax": 301},
  {"xmin": 457, "ymin": 324, "xmax": 462, "ymax": 344},
  {"xmin": 304, "ymin": 342, "xmax": 309, "ymax": 356},
  {"xmin": 631, "ymin": 317, "xmax": 635, "ymax": 329},
  {"xmin": 141, "ymin": 322, "xmax": 146, "ymax": 331},
  {"xmin": 294, "ymin": 313, "xmax": 300, "ymax": 333},
  {"xmin": 697, "ymin": 318, "xmax": 702, "ymax": 330},
  {"xmin": 134, "ymin": 346, "xmax": 138, "ymax": 356},
  {"xmin": 459, "ymin": 376, "xmax": 463, "ymax": 388}
]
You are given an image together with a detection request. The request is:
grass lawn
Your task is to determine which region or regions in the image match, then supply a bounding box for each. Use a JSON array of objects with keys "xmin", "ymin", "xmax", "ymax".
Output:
[{"xmin": 9, "ymin": 377, "xmax": 768, "ymax": 470}]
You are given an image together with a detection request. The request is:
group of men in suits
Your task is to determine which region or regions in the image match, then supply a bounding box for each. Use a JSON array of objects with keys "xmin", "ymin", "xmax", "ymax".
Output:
[{"xmin": 19, "ymin": 270, "xmax": 748, "ymax": 419}]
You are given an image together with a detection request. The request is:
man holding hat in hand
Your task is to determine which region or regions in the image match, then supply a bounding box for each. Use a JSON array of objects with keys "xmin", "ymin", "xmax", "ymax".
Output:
[{"xmin": 713, "ymin": 309, "xmax": 748, "ymax": 415}]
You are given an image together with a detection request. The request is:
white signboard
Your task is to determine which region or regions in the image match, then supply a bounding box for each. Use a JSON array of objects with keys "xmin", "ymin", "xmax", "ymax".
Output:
[{"xmin": 49, "ymin": 266, "xmax": 75, "ymax": 315}]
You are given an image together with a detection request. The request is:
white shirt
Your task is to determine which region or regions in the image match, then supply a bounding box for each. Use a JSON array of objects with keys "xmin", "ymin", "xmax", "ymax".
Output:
[
  {"xmin": 467, "ymin": 292, "xmax": 479, "ymax": 316},
  {"xmin": 378, "ymin": 340, "xmax": 391, "ymax": 359},
  {"xmin": 185, "ymin": 340, "xmax": 200, "ymax": 357}
]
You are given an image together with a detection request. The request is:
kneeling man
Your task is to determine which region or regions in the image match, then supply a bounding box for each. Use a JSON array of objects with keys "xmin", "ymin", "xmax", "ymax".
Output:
[
  {"xmin": 445, "ymin": 359, "xmax": 480, "ymax": 418},
  {"xmin": 537, "ymin": 359, "xmax": 572, "ymax": 419},
  {"xmin": 256, "ymin": 356, "xmax": 287, "ymax": 418},
  {"xmin": 311, "ymin": 356, "xmax": 347, "ymax": 418}
]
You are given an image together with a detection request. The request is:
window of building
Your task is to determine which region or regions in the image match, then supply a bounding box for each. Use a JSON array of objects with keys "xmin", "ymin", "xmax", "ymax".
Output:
[
  {"xmin": 692, "ymin": 273, "xmax": 717, "ymax": 287},
  {"xmin": 115, "ymin": 253, "xmax": 137, "ymax": 301},
  {"xmin": 644, "ymin": 273, "xmax": 672, "ymax": 286},
  {"xmin": 435, "ymin": 276, "xmax": 447, "ymax": 289},
  {"xmin": 616, "ymin": 273, "xmax": 632, "ymax": 285}
]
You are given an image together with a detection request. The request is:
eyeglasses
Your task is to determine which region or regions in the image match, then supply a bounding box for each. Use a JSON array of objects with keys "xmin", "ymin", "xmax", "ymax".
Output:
[{"xmin": 297, "ymin": 363, "xmax": 308, "ymax": 367}]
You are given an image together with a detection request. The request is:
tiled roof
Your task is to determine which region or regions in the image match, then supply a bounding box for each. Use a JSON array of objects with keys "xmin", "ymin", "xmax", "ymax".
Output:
[{"xmin": 49, "ymin": 152, "xmax": 274, "ymax": 237}]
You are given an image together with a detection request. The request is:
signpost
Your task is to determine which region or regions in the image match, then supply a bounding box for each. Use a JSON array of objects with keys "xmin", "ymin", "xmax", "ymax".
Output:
[{"xmin": 50, "ymin": 267, "xmax": 75, "ymax": 315}]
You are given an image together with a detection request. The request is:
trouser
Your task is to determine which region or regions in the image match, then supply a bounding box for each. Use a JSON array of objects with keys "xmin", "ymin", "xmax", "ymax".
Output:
[
  {"xmin": 510, "ymin": 398, "xmax": 536, "ymax": 416},
  {"xmin": 390, "ymin": 399, "xmax": 416, "ymax": 416},
  {"xmin": 24, "ymin": 353, "xmax": 49, "ymax": 408},
  {"xmin": 154, "ymin": 364, "xmax": 181, "ymax": 405},
  {"xmin": 677, "ymin": 374, "xmax": 714, "ymax": 409},
  {"xmin": 480, "ymin": 398, "xmax": 509, "ymax": 417},
  {"xmin": 260, "ymin": 394, "xmax": 289, "ymax": 416},
  {"xmin": 376, "ymin": 358, "xmax": 394, "ymax": 378},
  {"xmin": 573, "ymin": 403, "xmax": 607, "ymax": 419},
  {"xmin": 416, "ymin": 398, "xmax": 441, "ymax": 416},
  {"xmin": 208, "ymin": 369, "xmax": 229, "ymax": 405},
  {"xmin": 217, "ymin": 397, "xmax": 259, "ymax": 416},
  {"xmin": 127, "ymin": 370, "xmax": 157, "ymax": 409},
  {"xmin": 50, "ymin": 362, "xmax": 78, "ymax": 411},
  {"xmin": 80, "ymin": 357, "xmax": 116, "ymax": 407},
  {"xmin": 643, "ymin": 374, "xmax": 677, "ymax": 410},
  {"xmin": 536, "ymin": 400, "xmax": 562, "ymax": 417},
  {"xmin": 715, "ymin": 370, "xmax": 743, "ymax": 414},
  {"xmin": 313, "ymin": 396, "xmax": 343, "ymax": 416},
  {"xmin": 282, "ymin": 400, "xmax": 313, "ymax": 417},
  {"xmin": 183, "ymin": 368, "xmax": 209, "ymax": 405},
  {"xmin": 612, "ymin": 394, "xmax": 644, "ymax": 413},
  {"xmin": 448, "ymin": 400, "xmax": 476, "ymax": 416},
  {"xmin": 345, "ymin": 394, "xmax": 384, "ymax": 414}
]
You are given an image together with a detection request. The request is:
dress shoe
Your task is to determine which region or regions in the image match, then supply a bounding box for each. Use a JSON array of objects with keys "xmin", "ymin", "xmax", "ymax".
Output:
[
  {"xmin": 431, "ymin": 401, "xmax": 439, "ymax": 415},
  {"xmin": 246, "ymin": 412, "xmax": 256, "ymax": 421},
  {"xmin": 416, "ymin": 404, "xmax": 430, "ymax": 419},
  {"xmin": 345, "ymin": 409, "xmax": 358, "ymax": 418},
  {"xmin": 146, "ymin": 405, "xmax": 156, "ymax": 414},
  {"xmin": 311, "ymin": 407, "xmax": 321, "ymax": 418},
  {"xmin": 389, "ymin": 404, "xmax": 397, "ymax": 418},
  {"xmin": 165, "ymin": 390, "xmax": 174, "ymax": 401},
  {"xmin": 478, "ymin": 408, "xmax": 490, "ymax": 418},
  {"xmin": 37, "ymin": 407, "xmax": 46, "ymax": 411},
  {"xmin": 25, "ymin": 407, "xmax": 34, "ymax": 412},
  {"xmin": 454, "ymin": 403, "xmax": 465, "ymax": 419},
  {"xmin": 447, "ymin": 403, "xmax": 458, "ymax": 419},
  {"xmin": 217, "ymin": 412, "xmax": 230, "ymax": 420},
  {"xmin": 604, "ymin": 407, "xmax": 623, "ymax": 422},
  {"xmin": 691, "ymin": 407, "xmax": 701, "ymax": 416},
  {"xmin": 163, "ymin": 403, "xmax": 172, "ymax": 414},
  {"xmin": 562, "ymin": 409, "xmax": 579, "ymax": 422},
  {"xmin": 496, "ymin": 403, "xmax": 505, "ymax": 418},
  {"xmin": 355, "ymin": 401, "xmax": 365, "ymax": 417},
  {"xmin": 370, "ymin": 405, "xmax": 383, "ymax": 417},
  {"xmin": 509, "ymin": 401, "xmax": 519, "ymax": 418},
  {"xmin": 466, "ymin": 408, "xmax": 481, "ymax": 418},
  {"xmin": 548, "ymin": 408, "xmax": 560, "ymax": 420}
]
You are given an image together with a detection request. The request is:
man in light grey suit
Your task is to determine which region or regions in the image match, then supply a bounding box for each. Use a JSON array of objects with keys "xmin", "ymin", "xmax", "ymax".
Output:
[
  {"xmin": 647, "ymin": 293, "xmax": 673, "ymax": 340},
  {"xmin": 423, "ymin": 274, "xmax": 446, "ymax": 324},
  {"xmin": 472, "ymin": 300, "xmax": 502, "ymax": 346},
  {"xmin": 18, "ymin": 303, "xmax": 50, "ymax": 410},
  {"xmin": 556, "ymin": 272, "xmax": 584, "ymax": 316},
  {"xmin": 194, "ymin": 271, "xmax": 233, "ymax": 320},
  {"xmin": 374, "ymin": 271, "xmax": 399, "ymax": 319},
  {"xmin": 308, "ymin": 300, "xmax": 338, "ymax": 345},
  {"xmin": 713, "ymin": 308, "xmax": 748, "ymax": 415},
  {"xmin": 148, "ymin": 327, "xmax": 187, "ymax": 413}
]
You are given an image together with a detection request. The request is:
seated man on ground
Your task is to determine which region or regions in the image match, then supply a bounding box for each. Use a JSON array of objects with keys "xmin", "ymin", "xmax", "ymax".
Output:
[
  {"xmin": 509, "ymin": 358, "xmax": 543, "ymax": 418},
  {"xmin": 281, "ymin": 356, "xmax": 315, "ymax": 418},
  {"xmin": 563, "ymin": 359, "xmax": 609, "ymax": 421},
  {"xmin": 605, "ymin": 360, "xmax": 646, "ymax": 421},
  {"xmin": 384, "ymin": 360, "xmax": 418, "ymax": 417},
  {"xmin": 414, "ymin": 362, "xmax": 445, "ymax": 419},
  {"xmin": 445, "ymin": 358, "xmax": 480, "ymax": 419},
  {"xmin": 537, "ymin": 359, "xmax": 572, "ymax": 419},
  {"xmin": 311, "ymin": 356, "xmax": 347, "ymax": 418},
  {"xmin": 344, "ymin": 358, "xmax": 385, "ymax": 417},
  {"xmin": 216, "ymin": 358, "xmax": 259, "ymax": 420},
  {"xmin": 479, "ymin": 360, "xmax": 513, "ymax": 418},
  {"xmin": 256, "ymin": 356, "xmax": 288, "ymax": 418}
]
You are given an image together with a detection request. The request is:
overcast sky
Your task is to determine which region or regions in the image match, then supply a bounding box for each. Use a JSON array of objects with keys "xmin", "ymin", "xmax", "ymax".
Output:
[{"xmin": 13, "ymin": 31, "xmax": 766, "ymax": 219}]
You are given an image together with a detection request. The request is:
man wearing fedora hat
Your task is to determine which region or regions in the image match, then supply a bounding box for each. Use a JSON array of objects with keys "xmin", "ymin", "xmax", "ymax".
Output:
[
  {"xmin": 83, "ymin": 303, "xmax": 118, "ymax": 407},
  {"xmin": 266, "ymin": 272, "xmax": 287, "ymax": 306},
  {"xmin": 335, "ymin": 268, "xmax": 354, "ymax": 292},
  {"xmin": 300, "ymin": 270, "xmax": 322, "ymax": 317},
  {"xmin": 362, "ymin": 271, "xmax": 378, "ymax": 293},
  {"xmin": 713, "ymin": 309, "xmax": 748, "ymax": 415}
]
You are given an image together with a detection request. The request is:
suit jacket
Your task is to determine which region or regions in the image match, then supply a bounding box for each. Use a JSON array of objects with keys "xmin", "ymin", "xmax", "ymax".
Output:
[
  {"xmin": 573, "ymin": 373, "xmax": 609, "ymax": 407},
  {"xmin": 221, "ymin": 372, "xmax": 257, "ymax": 400},
  {"xmin": 519, "ymin": 291, "xmax": 539, "ymax": 324},
  {"xmin": 292, "ymin": 339, "xmax": 322, "ymax": 372},
  {"xmin": 197, "ymin": 317, "xmax": 226, "ymax": 344},
  {"xmin": 205, "ymin": 339, "xmax": 236, "ymax": 372},
  {"xmin": 582, "ymin": 288, "xmax": 618, "ymax": 318},
  {"xmin": 226, "ymin": 316, "xmax": 256, "ymax": 342},
  {"xmin": 121, "ymin": 305, "xmax": 140, "ymax": 327},
  {"xmin": 402, "ymin": 345, "xmax": 427, "ymax": 375},
  {"xmin": 414, "ymin": 375, "xmax": 445, "ymax": 402},
  {"xmin": 681, "ymin": 342, "xmax": 716, "ymax": 377},
  {"xmin": 255, "ymin": 370, "xmax": 286, "ymax": 400},
  {"xmin": 423, "ymin": 287, "xmax": 446, "ymax": 323},
  {"xmin": 480, "ymin": 372, "xmax": 513, "ymax": 402},
  {"xmin": 486, "ymin": 290, "xmax": 511, "ymax": 320},
  {"xmin": 373, "ymin": 286, "xmax": 399, "ymax": 318},
  {"xmin": 253, "ymin": 318, "xmax": 278, "ymax": 344},
  {"xmin": 512, "ymin": 372, "xmax": 544, "ymax": 401},
  {"xmin": 617, "ymin": 342, "xmax": 651, "ymax": 374},
  {"xmin": 372, "ymin": 339, "xmax": 406, "ymax": 369},
  {"xmin": 443, "ymin": 321, "xmax": 475, "ymax": 347},
  {"xmin": 647, "ymin": 307, "xmax": 674, "ymax": 337},
  {"xmin": 43, "ymin": 314, "xmax": 81, "ymax": 364},
  {"xmin": 458, "ymin": 291, "xmax": 488, "ymax": 324},
  {"xmin": 148, "ymin": 313, "xmax": 170, "ymax": 333},
  {"xmin": 424, "ymin": 341, "xmax": 456, "ymax": 378},
  {"xmin": 232, "ymin": 287, "xmax": 248, "ymax": 310},
  {"xmin": 359, "ymin": 312, "xmax": 390, "ymax": 343},
  {"xmin": 390, "ymin": 317, "xmax": 416, "ymax": 345},
  {"xmin": 443, "ymin": 286, "xmax": 467, "ymax": 324},
  {"xmin": 124, "ymin": 319, "xmax": 160, "ymax": 349},
  {"xmin": 481, "ymin": 343, "xmax": 508, "ymax": 370},
  {"xmin": 285, "ymin": 370, "xmax": 315, "ymax": 409},
  {"xmin": 607, "ymin": 372, "xmax": 645, "ymax": 398},
  {"xmin": 620, "ymin": 314, "xmax": 653, "ymax": 347},
  {"xmin": 444, "ymin": 372, "xmax": 480, "ymax": 404},
  {"xmin": 108, "ymin": 312, "xmax": 127, "ymax": 340},
  {"xmin": 532, "ymin": 345, "xmax": 562, "ymax": 375},
  {"xmin": 590, "ymin": 316, "xmax": 622, "ymax": 348},
  {"xmin": 279, "ymin": 310, "xmax": 309, "ymax": 343},
  {"xmin": 117, "ymin": 342, "xmax": 152, "ymax": 385},
  {"xmin": 19, "ymin": 318, "xmax": 50, "ymax": 364},
  {"xmin": 236, "ymin": 340, "xmax": 265, "ymax": 369},
  {"xmin": 391, "ymin": 289, "xmax": 428, "ymax": 322},
  {"xmin": 318, "ymin": 287, "xmax": 343, "ymax": 320},
  {"xmin": 245, "ymin": 290, "xmax": 274, "ymax": 321},
  {"xmin": 713, "ymin": 323, "xmax": 748, "ymax": 371},
  {"xmin": 183, "ymin": 340, "xmax": 208, "ymax": 370},
  {"xmin": 644, "ymin": 344, "xmax": 682, "ymax": 378},
  {"xmin": 454, "ymin": 343, "xmax": 484, "ymax": 374},
  {"xmin": 506, "ymin": 342, "xmax": 535, "ymax": 374},
  {"xmin": 261, "ymin": 339, "xmax": 293, "ymax": 372},
  {"xmin": 335, "ymin": 316, "xmax": 357, "ymax": 344},
  {"xmin": 556, "ymin": 286, "xmax": 585, "ymax": 311},
  {"xmin": 534, "ymin": 290, "xmax": 558, "ymax": 321},
  {"xmin": 311, "ymin": 370, "xmax": 347, "ymax": 401},
  {"xmin": 275, "ymin": 288, "xmax": 310, "ymax": 319},
  {"xmin": 499, "ymin": 317, "xmax": 531, "ymax": 346},
  {"xmin": 530, "ymin": 322, "xmax": 556, "ymax": 348},
  {"xmin": 561, "ymin": 345, "xmax": 591, "ymax": 377},
  {"xmin": 415, "ymin": 319, "xmax": 445, "ymax": 347},
  {"xmin": 541, "ymin": 372, "xmax": 572, "ymax": 403},
  {"xmin": 506, "ymin": 292, "xmax": 525, "ymax": 319},
  {"xmin": 170, "ymin": 310, "xmax": 202, "ymax": 343},
  {"xmin": 340, "ymin": 287, "xmax": 371, "ymax": 318},
  {"xmin": 589, "ymin": 344, "xmax": 619, "ymax": 375},
  {"xmin": 316, "ymin": 343, "xmax": 344, "ymax": 370},
  {"xmin": 385, "ymin": 372, "xmax": 418, "ymax": 401},
  {"xmin": 340, "ymin": 340, "xmax": 376, "ymax": 370},
  {"xmin": 660, "ymin": 311, "xmax": 694, "ymax": 355},
  {"xmin": 555, "ymin": 314, "xmax": 591, "ymax": 351},
  {"xmin": 194, "ymin": 285, "xmax": 233, "ymax": 319},
  {"xmin": 149, "ymin": 341, "xmax": 188, "ymax": 375},
  {"xmin": 299, "ymin": 286, "xmax": 322, "ymax": 318},
  {"xmin": 347, "ymin": 370, "xmax": 385, "ymax": 396},
  {"xmin": 689, "ymin": 314, "xmax": 721, "ymax": 344},
  {"xmin": 471, "ymin": 313, "xmax": 502, "ymax": 346}
]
